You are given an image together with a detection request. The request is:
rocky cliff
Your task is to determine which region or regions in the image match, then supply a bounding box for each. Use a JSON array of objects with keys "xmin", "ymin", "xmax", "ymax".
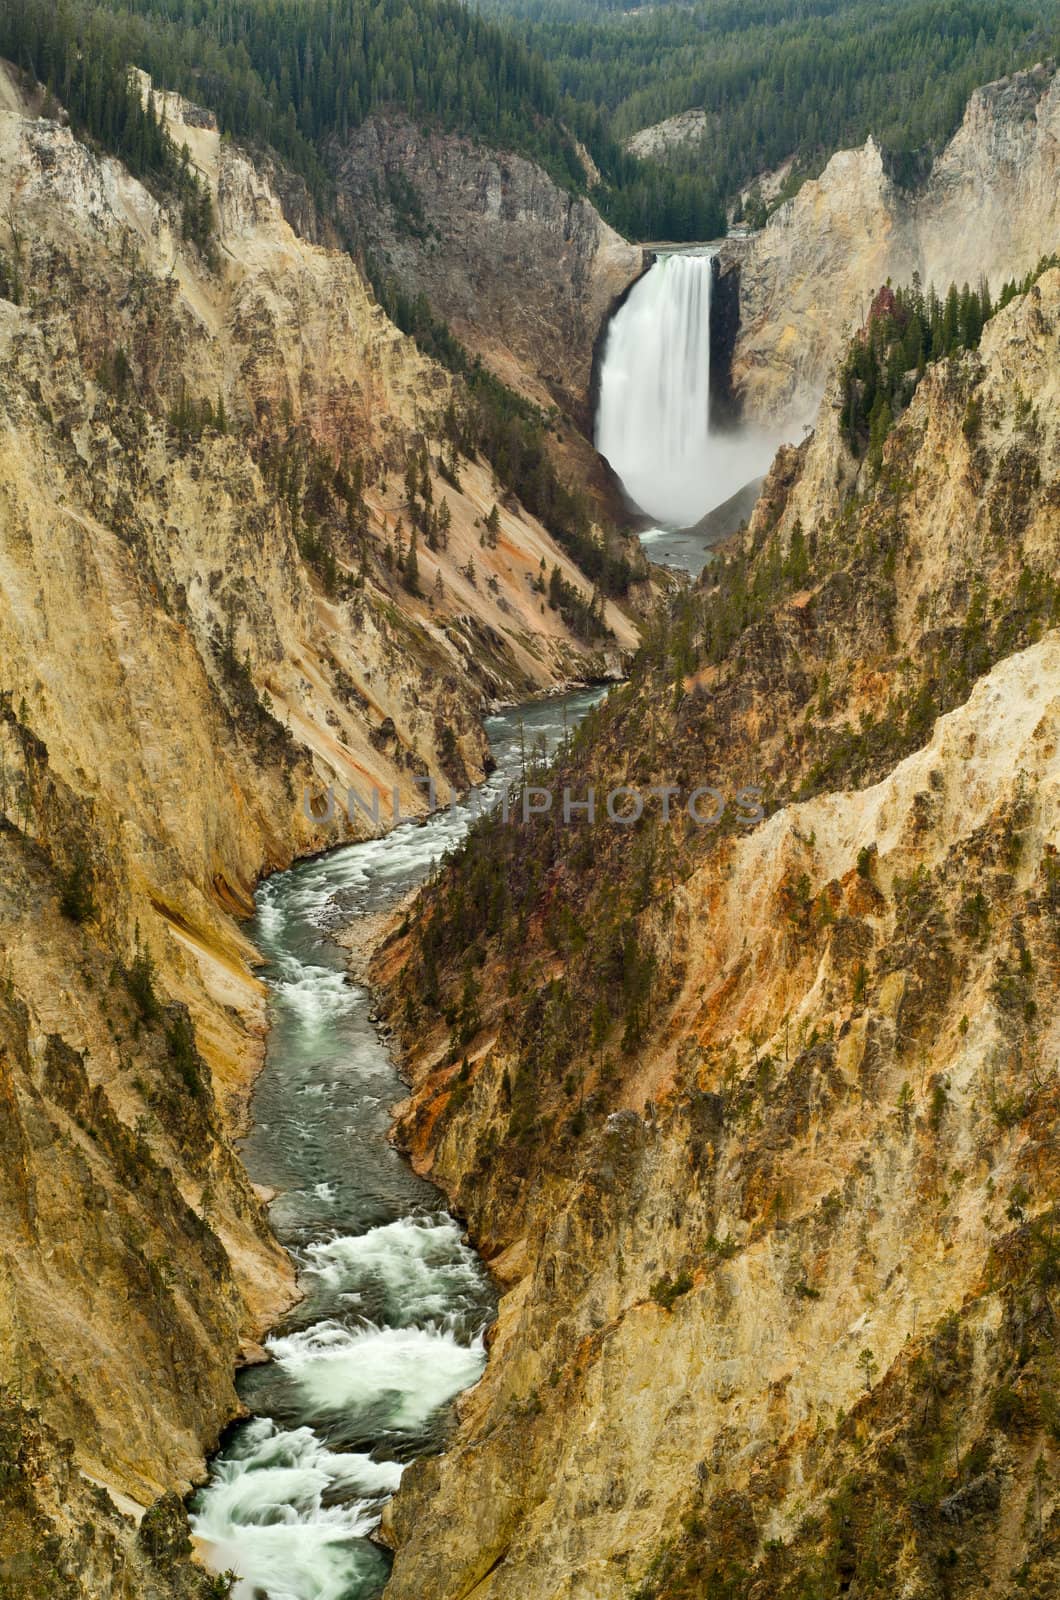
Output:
[
  {"xmin": 723, "ymin": 62, "xmax": 1060, "ymax": 423},
  {"xmin": 372, "ymin": 270, "xmax": 1060, "ymax": 1599},
  {"xmin": 331, "ymin": 115, "xmax": 645, "ymax": 422},
  {"xmin": 0, "ymin": 64, "xmax": 638, "ymax": 1595},
  {"xmin": 625, "ymin": 109, "xmax": 713, "ymax": 162}
]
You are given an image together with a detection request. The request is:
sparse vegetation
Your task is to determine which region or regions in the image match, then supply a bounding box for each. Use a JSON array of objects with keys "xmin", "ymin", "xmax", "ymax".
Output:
[
  {"xmin": 58, "ymin": 851, "xmax": 96, "ymax": 923},
  {"xmin": 650, "ymin": 1271, "xmax": 693, "ymax": 1310},
  {"xmin": 0, "ymin": 3, "xmax": 217, "ymax": 258},
  {"xmin": 370, "ymin": 275, "xmax": 637, "ymax": 597},
  {"xmin": 124, "ymin": 940, "xmax": 161, "ymax": 1024}
]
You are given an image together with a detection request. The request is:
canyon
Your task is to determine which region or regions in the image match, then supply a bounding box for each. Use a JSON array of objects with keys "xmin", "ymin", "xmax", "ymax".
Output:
[
  {"xmin": 375, "ymin": 269, "xmax": 1060, "ymax": 1599},
  {"xmin": 339, "ymin": 63, "xmax": 1060, "ymax": 456},
  {"xmin": 0, "ymin": 30, "xmax": 1058, "ymax": 1600},
  {"xmin": 0, "ymin": 64, "xmax": 639, "ymax": 1597}
]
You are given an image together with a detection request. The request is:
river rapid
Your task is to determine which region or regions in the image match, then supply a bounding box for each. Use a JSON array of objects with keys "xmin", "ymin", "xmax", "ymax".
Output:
[{"xmin": 191, "ymin": 688, "xmax": 606, "ymax": 1600}]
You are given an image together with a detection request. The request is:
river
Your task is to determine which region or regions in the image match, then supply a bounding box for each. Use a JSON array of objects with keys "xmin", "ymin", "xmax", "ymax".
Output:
[{"xmin": 190, "ymin": 687, "xmax": 606, "ymax": 1600}]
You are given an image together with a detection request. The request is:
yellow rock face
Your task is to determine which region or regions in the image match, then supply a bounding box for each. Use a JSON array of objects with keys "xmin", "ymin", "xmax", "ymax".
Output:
[
  {"xmin": 723, "ymin": 65, "xmax": 1060, "ymax": 424},
  {"xmin": 376, "ymin": 271, "xmax": 1060, "ymax": 1600},
  {"xmin": 0, "ymin": 69, "xmax": 637, "ymax": 1532}
]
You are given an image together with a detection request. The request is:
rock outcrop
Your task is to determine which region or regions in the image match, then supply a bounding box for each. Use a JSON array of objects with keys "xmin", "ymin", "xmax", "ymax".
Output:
[
  {"xmin": 626, "ymin": 108, "xmax": 712, "ymax": 162},
  {"xmin": 331, "ymin": 115, "xmax": 645, "ymax": 419},
  {"xmin": 372, "ymin": 271, "xmax": 1060, "ymax": 1600},
  {"xmin": 722, "ymin": 62, "xmax": 1060, "ymax": 422}
]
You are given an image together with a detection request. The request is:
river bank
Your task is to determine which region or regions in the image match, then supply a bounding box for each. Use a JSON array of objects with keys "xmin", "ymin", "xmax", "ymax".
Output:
[{"xmin": 190, "ymin": 688, "xmax": 608, "ymax": 1600}]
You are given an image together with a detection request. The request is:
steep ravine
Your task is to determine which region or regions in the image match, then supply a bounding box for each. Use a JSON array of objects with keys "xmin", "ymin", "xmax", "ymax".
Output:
[
  {"xmin": 371, "ymin": 273, "xmax": 1060, "ymax": 1599},
  {"xmin": 189, "ymin": 689, "xmax": 603, "ymax": 1600},
  {"xmin": 4, "ymin": 40, "xmax": 1060, "ymax": 1600},
  {"xmin": 0, "ymin": 64, "xmax": 638, "ymax": 1596}
]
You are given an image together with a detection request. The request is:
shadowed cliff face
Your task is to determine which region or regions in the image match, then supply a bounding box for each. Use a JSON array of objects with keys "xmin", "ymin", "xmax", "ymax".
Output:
[
  {"xmin": 0, "ymin": 65, "xmax": 640, "ymax": 1591},
  {"xmin": 708, "ymin": 255, "xmax": 741, "ymax": 427},
  {"xmin": 330, "ymin": 115, "xmax": 645, "ymax": 422},
  {"xmin": 721, "ymin": 63, "xmax": 1060, "ymax": 423},
  {"xmin": 0, "ymin": 1387, "xmax": 224, "ymax": 1600},
  {"xmin": 370, "ymin": 273, "xmax": 1060, "ymax": 1600}
]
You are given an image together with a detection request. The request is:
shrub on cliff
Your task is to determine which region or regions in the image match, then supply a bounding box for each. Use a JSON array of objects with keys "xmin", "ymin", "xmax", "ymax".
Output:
[
  {"xmin": 58, "ymin": 852, "xmax": 96, "ymax": 924},
  {"xmin": 124, "ymin": 941, "xmax": 161, "ymax": 1024}
]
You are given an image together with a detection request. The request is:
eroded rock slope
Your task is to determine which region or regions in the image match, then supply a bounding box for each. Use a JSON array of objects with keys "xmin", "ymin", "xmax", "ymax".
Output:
[
  {"xmin": 0, "ymin": 66, "xmax": 636, "ymax": 1596},
  {"xmin": 374, "ymin": 271, "xmax": 1060, "ymax": 1600},
  {"xmin": 332, "ymin": 115, "xmax": 645, "ymax": 420},
  {"xmin": 723, "ymin": 63, "xmax": 1060, "ymax": 423}
]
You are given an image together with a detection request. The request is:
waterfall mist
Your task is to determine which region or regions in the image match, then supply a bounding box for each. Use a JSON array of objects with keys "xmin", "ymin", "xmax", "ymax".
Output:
[{"xmin": 596, "ymin": 250, "xmax": 794, "ymax": 535}]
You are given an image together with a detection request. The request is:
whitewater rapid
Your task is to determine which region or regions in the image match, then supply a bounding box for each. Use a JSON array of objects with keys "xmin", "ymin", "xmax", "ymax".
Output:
[{"xmin": 191, "ymin": 690, "xmax": 605, "ymax": 1600}]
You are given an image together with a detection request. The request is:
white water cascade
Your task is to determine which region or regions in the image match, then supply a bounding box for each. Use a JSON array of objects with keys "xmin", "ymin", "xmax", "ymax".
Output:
[
  {"xmin": 596, "ymin": 250, "xmax": 717, "ymax": 529},
  {"xmin": 188, "ymin": 690, "xmax": 607, "ymax": 1600}
]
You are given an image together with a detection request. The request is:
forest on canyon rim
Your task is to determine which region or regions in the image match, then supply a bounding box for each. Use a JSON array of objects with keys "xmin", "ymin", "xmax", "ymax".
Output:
[{"xmin": 0, "ymin": 0, "xmax": 1058, "ymax": 1598}]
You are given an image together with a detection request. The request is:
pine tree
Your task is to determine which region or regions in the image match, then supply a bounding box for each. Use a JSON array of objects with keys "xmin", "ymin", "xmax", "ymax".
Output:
[
  {"xmin": 404, "ymin": 530, "xmax": 421, "ymax": 595},
  {"xmin": 868, "ymin": 393, "xmax": 893, "ymax": 471},
  {"xmin": 404, "ymin": 458, "xmax": 419, "ymax": 517},
  {"xmin": 942, "ymin": 284, "xmax": 961, "ymax": 354}
]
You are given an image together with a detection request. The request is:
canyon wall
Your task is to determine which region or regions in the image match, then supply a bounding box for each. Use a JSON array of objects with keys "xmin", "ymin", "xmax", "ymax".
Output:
[
  {"xmin": 0, "ymin": 68, "xmax": 637, "ymax": 1596},
  {"xmin": 331, "ymin": 115, "xmax": 645, "ymax": 420},
  {"xmin": 722, "ymin": 62, "xmax": 1060, "ymax": 422},
  {"xmin": 330, "ymin": 65, "xmax": 1060, "ymax": 443},
  {"xmin": 374, "ymin": 271, "xmax": 1060, "ymax": 1599}
]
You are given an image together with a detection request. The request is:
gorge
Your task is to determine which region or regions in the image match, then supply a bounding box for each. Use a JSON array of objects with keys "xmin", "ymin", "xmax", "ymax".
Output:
[
  {"xmin": 0, "ymin": 58, "xmax": 637, "ymax": 1599},
  {"xmin": 189, "ymin": 690, "xmax": 603, "ymax": 1600},
  {"xmin": 375, "ymin": 264, "xmax": 1060, "ymax": 1600},
  {"xmin": 0, "ymin": 14, "xmax": 1059, "ymax": 1600}
]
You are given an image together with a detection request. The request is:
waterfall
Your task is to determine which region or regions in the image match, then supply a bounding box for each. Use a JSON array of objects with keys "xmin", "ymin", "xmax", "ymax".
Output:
[{"xmin": 596, "ymin": 250, "xmax": 716, "ymax": 529}]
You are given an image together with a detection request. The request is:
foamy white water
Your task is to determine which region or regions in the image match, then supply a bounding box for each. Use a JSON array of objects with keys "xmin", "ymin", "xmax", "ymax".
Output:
[
  {"xmin": 267, "ymin": 1321, "xmax": 487, "ymax": 1432},
  {"xmin": 191, "ymin": 689, "xmax": 607, "ymax": 1600},
  {"xmin": 596, "ymin": 250, "xmax": 797, "ymax": 540},
  {"xmin": 597, "ymin": 251, "xmax": 715, "ymax": 527},
  {"xmin": 303, "ymin": 1214, "xmax": 487, "ymax": 1325},
  {"xmin": 192, "ymin": 1419, "xmax": 396, "ymax": 1600}
]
